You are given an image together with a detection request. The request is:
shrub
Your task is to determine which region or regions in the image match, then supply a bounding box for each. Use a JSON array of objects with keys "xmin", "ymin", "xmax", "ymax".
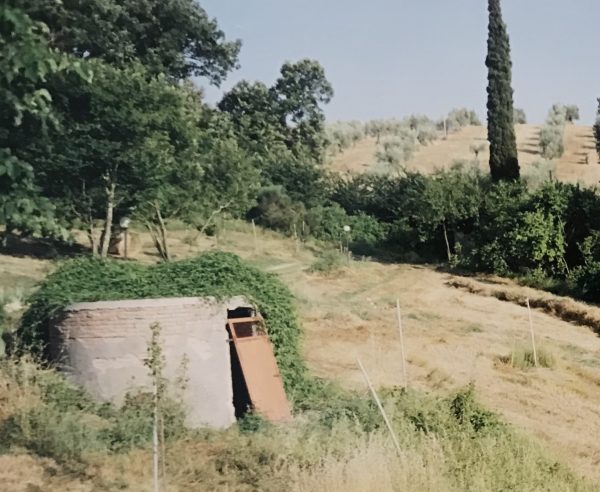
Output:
[
  {"xmin": 465, "ymin": 182, "xmax": 567, "ymax": 276},
  {"xmin": 102, "ymin": 391, "xmax": 186, "ymax": 451},
  {"xmin": 540, "ymin": 104, "xmax": 569, "ymax": 159},
  {"xmin": 443, "ymin": 108, "xmax": 481, "ymax": 133},
  {"xmin": 248, "ymin": 186, "xmax": 306, "ymax": 235},
  {"xmin": 309, "ymin": 249, "xmax": 346, "ymax": 275},
  {"xmin": 569, "ymin": 261, "xmax": 600, "ymax": 302},
  {"xmin": 305, "ymin": 204, "xmax": 388, "ymax": 252},
  {"xmin": 514, "ymin": 108, "xmax": 527, "ymax": 124},
  {"xmin": 540, "ymin": 124, "xmax": 564, "ymax": 159},
  {"xmin": 0, "ymin": 405, "xmax": 106, "ymax": 464},
  {"xmin": 376, "ymin": 133, "xmax": 418, "ymax": 171},
  {"xmin": 522, "ymin": 160, "xmax": 555, "ymax": 189}
]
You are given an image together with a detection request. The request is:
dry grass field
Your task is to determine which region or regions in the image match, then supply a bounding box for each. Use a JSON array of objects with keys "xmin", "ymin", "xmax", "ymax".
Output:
[
  {"xmin": 330, "ymin": 124, "xmax": 600, "ymax": 186},
  {"xmin": 2, "ymin": 223, "xmax": 600, "ymax": 487}
]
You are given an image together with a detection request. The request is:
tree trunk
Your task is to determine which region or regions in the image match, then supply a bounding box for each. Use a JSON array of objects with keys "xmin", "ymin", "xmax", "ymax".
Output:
[
  {"xmin": 155, "ymin": 204, "xmax": 170, "ymax": 262},
  {"xmin": 442, "ymin": 222, "xmax": 452, "ymax": 262},
  {"xmin": 87, "ymin": 219, "xmax": 98, "ymax": 257},
  {"xmin": 100, "ymin": 182, "xmax": 116, "ymax": 259}
]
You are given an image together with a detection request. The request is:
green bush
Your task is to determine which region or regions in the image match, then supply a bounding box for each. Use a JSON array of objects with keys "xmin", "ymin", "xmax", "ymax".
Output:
[
  {"xmin": 465, "ymin": 182, "xmax": 567, "ymax": 276},
  {"xmin": 0, "ymin": 405, "xmax": 106, "ymax": 464},
  {"xmin": 248, "ymin": 186, "xmax": 306, "ymax": 235},
  {"xmin": 309, "ymin": 249, "xmax": 346, "ymax": 275},
  {"xmin": 305, "ymin": 204, "xmax": 388, "ymax": 251},
  {"xmin": 102, "ymin": 392, "xmax": 187, "ymax": 451}
]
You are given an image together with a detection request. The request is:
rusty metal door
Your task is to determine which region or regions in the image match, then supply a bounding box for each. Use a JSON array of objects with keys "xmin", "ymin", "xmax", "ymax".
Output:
[{"xmin": 228, "ymin": 317, "xmax": 292, "ymax": 423}]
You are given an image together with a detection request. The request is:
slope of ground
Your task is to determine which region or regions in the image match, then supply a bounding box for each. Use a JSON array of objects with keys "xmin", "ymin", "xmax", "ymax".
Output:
[
  {"xmin": 2, "ymin": 225, "xmax": 600, "ymax": 483},
  {"xmin": 330, "ymin": 125, "xmax": 599, "ymax": 186}
]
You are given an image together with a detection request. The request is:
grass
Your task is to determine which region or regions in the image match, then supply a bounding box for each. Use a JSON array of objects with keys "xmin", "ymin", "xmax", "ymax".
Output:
[
  {"xmin": 0, "ymin": 357, "xmax": 594, "ymax": 491},
  {"xmin": 500, "ymin": 343, "xmax": 556, "ymax": 369}
]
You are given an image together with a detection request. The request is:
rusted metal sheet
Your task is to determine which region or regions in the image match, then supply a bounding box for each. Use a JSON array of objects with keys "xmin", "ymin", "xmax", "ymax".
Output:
[{"xmin": 228, "ymin": 317, "xmax": 292, "ymax": 423}]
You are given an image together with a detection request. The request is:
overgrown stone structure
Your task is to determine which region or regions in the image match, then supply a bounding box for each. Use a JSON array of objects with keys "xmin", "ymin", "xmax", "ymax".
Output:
[{"xmin": 49, "ymin": 296, "xmax": 253, "ymax": 428}]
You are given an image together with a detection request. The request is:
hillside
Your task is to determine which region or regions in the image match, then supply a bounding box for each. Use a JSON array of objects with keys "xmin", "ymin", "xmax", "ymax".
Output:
[
  {"xmin": 330, "ymin": 125, "xmax": 600, "ymax": 186},
  {"xmin": 2, "ymin": 225, "xmax": 600, "ymax": 485}
]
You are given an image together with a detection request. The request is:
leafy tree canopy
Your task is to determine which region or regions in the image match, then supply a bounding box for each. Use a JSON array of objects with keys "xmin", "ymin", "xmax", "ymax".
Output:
[
  {"xmin": 220, "ymin": 59, "xmax": 333, "ymax": 161},
  {"xmin": 14, "ymin": 0, "xmax": 241, "ymax": 82},
  {"xmin": 0, "ymin": 6, "xmax": 89, "ymax": 238}
]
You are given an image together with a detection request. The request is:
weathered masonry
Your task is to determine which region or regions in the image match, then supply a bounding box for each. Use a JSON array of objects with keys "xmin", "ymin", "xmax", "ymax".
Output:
[{"xmin": 49, "ymin": 296, "xmax": 291, "ymax": 428}]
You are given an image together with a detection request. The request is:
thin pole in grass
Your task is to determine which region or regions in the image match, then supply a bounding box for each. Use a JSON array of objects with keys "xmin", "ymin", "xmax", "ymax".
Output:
[
  {"xmin": 396, "ymin": 299, "xmax": 408, "ymax": 389},
  {"xmin": 251, "ymin": 219, "xmax": 258, "ymax": 253},
  {"xmin": 356, "ymin": 357, "xmax": 402, "ymax": 455},
  {"xmin": 526, "ymin": 298, "xmax": 538, "ymax": 367}
]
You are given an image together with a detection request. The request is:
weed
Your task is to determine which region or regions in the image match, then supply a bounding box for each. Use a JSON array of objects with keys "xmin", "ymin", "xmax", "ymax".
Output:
[
  {"xmin": 500, "ymin": 343, "xmax": 556, "ymax": 369},
  {"xmin": 309, "ymin": 249, "xmax": 346, "ymax": 275}
]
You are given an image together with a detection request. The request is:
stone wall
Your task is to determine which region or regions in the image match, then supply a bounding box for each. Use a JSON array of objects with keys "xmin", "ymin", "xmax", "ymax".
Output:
[{"xmin": 50, "ymin": 296, "xmax": 251, "ymax": 429}]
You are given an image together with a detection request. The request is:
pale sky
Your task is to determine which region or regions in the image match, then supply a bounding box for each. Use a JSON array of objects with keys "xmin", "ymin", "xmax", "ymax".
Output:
[{"xmin": 199, "ymin": 0, "xmax": 600, "ymax": 124}]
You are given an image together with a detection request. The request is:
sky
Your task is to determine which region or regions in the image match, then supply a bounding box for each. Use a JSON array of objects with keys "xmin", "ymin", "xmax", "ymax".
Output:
[{"xmin": 199, "ymin": 0, "xmax": 600, "ymax": 125}]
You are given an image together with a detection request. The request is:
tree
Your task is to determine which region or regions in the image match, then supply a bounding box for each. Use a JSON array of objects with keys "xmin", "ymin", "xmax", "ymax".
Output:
[
  {"xmin": 0, "ymin": 6, "xmax": 89, "ymax": 238},
  {"xmin": 29, "ymin": 62, "xmax": 257, "ymax": 258},
  {"xmin": 220, "ymin": 59, "xmax": 333, "ymax": 162},
  {"xmin": 565, "ymin": 105, "xmax": 580, "ymax": 123},
  {"xmin": 420, "ymin": 165, "xmax": 483, "ymax": 261},
  {"xmin": 513, "ymin": 108, "xmax": 527, "ymax": 124},
  {"xmin": 595, "ymin": 99, "xmax": 600, "ymax": 160},
  {"xmin": 470, "ymin": 143, "xmax": 487, "ymax": 161},
  {"xmin": 15, "ymin": 0, "xmax": 240, "ymax": 82},
  {"xmin": 539, "ymin": 104, "xmax": 567, "ymax": 159},
  {"xmin": 486, "ymin": 0, "xmax": 519, "ymax": 181}
]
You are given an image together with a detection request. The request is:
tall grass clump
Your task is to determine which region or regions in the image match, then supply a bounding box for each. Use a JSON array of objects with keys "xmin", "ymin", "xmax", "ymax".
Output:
[{"xmin": 502, "ymin": 343, "xmax": 556, "ymax": 369}]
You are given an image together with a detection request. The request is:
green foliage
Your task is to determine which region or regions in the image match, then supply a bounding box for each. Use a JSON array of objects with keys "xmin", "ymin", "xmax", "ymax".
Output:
[
  {"xmin": 449, "ymin": 385, "xmax": 500, "ymax": 433},
  {"xmin": 0, "ymin": 6, "xmax": 87, "ymax": 238},
  {"xmin": 19, "ymin": 251, "xmax": 311, "ymax": 401},
  {"xmin": 249, "ymin": 186, "xmax": 306, "ymax": 235},
  {"xmin": 540, "ymin": 104, "xmax": 568, "ymax": 159},
  {"xmin": 417, "ymin": 164, "xmax": 483, "ymax": 260},
  {"xmin": 486, "ymin": 0, "xmax": 519, "ymax": 181},
  {"xmin": 0, "ymin": 404, "xmax": 106, "ymax": 464},
  {"xmin": 102, "ymin": 392, "xmax": 186, "ymax": 452},
  {"xmin": 444, "ymin": 108, "xmax": 482, "ymax": 132},
  {"xmin": 594, "ymin": 98, "xmax": 600, "ymax": 159},
  {"xmin": 0, "ymin": 358, "xmax": 593, "ymax": 490},
  {"xmin": 305, "ymin": 204, "xmax": 388, "ymax": 250},
  {"xmin": 565, "ymin": 104, "xmax": 580, "ymax": 123},
  {"xmin": 522, "ymin": 159, "xmax": 555, "ymax": 190},
  {"xmin": 376, "ymin": 130, "xmax": 418, "ymax": 172},
  {"xmin": 16, "ymin": 0, "xmax": 241, "ymax": 82},
  {"xmin": 309, "ymin": 249, "xmax": 346, "ymax": 275},
  {"xmin": 326, "ymin": 121, "xmax": 365, "ymax": 152},
  {"xmin": 513, "ymin": 107, "xmax": 527, "ymax": 124},
  {"xmin": 220, "ymin": 59, "xmax": 333, "ymax": 162},
  {"xmin": 466, "ymin": 181, "xmax": 567, "ymax": 276}
]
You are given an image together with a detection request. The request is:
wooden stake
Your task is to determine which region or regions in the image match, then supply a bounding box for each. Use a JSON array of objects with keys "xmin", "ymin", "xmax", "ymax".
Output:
[
  {"xmin": 152, "ymin": 377, "xmax": 159, "ymax": 492},
  {"xmin": 356, "ymin": 357, "xmax": 402, "ymax": 455},
  {"xmin": 251, "ymin": 219, "xmax": 258, "ymax": 253},
  {"xmin": 526, "ymin": 298, "xmax": 538, "ymax": 367},
  {"xmin": 396, "ymin": 299, "xmax": 408, "ymax": 389}
]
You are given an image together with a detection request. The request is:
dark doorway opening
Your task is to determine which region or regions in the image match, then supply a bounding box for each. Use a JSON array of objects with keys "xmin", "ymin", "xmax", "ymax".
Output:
[{"xmin": 227, "ymin": 308, "xmax": 253, "ymax": 419}]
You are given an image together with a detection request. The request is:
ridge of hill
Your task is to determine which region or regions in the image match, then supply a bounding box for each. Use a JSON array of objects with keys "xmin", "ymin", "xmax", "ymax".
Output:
[{"xmin": 330, "ymin": 125, "xmax": 600, "ymax": 186}]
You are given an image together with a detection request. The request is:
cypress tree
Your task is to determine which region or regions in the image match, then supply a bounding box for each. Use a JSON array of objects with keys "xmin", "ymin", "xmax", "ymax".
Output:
[
  {"xmin": 593, "ymin": 98, "xmax": 600, "ymax": 159},
  {"xmin": 486, "ymin": 0, "xmax": 519, "ymax": 181}
]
